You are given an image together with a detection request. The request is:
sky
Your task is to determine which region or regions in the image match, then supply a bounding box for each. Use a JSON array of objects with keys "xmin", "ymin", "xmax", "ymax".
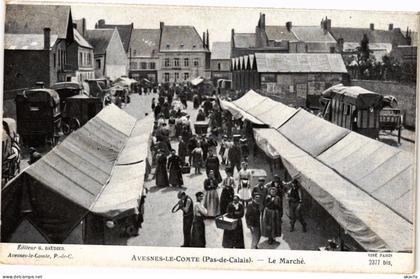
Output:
[{"xmin": 68, "ymin": 3, "xmax": 419, "ymax": 47}]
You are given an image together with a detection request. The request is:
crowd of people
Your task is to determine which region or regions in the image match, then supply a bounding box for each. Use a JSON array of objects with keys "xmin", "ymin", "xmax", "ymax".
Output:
[{"xmin": 148, "ymin": 83, "xmax": 307, "ymax": 250}]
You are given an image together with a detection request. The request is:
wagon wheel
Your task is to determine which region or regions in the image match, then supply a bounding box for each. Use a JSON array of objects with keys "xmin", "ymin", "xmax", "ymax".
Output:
[
  {"xmin": 126, "ymin": 224, "xmax": 138, "ymax": 236},
  {"xmin": 62, "ymin": 123, "xmax": 72, "ymax": 135},
  {"xmin": 69, "ymin": 118, "xmax": 81, "ymax": 131}
]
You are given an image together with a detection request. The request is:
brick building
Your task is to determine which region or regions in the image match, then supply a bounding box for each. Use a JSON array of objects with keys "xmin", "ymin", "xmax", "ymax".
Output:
[
  {"xmin": 232, "ymin": 53, "xmax": 348, "ymax": 107},
  {"xmin": 158, "ymin": 23, "xmax": 211, "ymax": 84}
]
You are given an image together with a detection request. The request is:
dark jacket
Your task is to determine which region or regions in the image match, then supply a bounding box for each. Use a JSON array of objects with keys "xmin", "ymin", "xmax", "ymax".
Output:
[{"xmin": 245, "ymin": 202, "xmax": 261, "ymax": 228}]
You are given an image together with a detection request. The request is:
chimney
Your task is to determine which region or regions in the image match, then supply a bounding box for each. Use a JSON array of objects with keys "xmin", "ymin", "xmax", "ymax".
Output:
[
  {"xmin": 203, "ymin": 32, "xmax": 206, "ymax": 48},
  {"xmin": 388, "ymin": 23, "xmax": 394, "ymax": 31},
  {"xmin": 370, "ymin": 23, "xmax": 374, "ymax": 31},
  {"xmin": 261, "ymin": 13, "xmax": 266, "ymax": 30},
  {"xmin": 43, "ymin": 27, "xmax": 51, "ymax": 50},
  {"xmin": 82, "ymin": 18, "xmax": 86, "ymax": 36},
  {"xmin": 206, "ymin": 29, "xmax": 209, "ymax": 49},
  {"xmin": 98, "ymin": 19, "xmax": 105, "ymax": 28},
  {"xmin": 286, "ymin": 21, "xmax": 292, "ymax": 31},
  {"xmin": 325, "ymin": 18, "xmax": 331, "ymax": 31},
  {"xmin": 160, "ymin": 22, "xmax": 164, "ymax": 31}
]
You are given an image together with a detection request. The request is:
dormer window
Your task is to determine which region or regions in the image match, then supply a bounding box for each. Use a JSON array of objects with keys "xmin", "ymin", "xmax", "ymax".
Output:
[
  {"xmin": 192, "ymin": 45, "xmax": 196, "ymax": 48},
  {"xmin": 166, "ymin": 44, "xmax": 170, "ymax": 49},
  {"xmin": 180, "ymin": 44, "xmax": 184, "ymax": 48}
]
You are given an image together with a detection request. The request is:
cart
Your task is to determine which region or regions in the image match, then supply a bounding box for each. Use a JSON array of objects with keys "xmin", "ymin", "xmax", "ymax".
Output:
[{"xmin": 194, "ymin": 120, "xmax": 209, "ymax": 135}]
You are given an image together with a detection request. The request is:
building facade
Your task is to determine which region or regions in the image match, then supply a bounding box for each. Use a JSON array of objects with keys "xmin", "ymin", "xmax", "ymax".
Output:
[
  {"xmin": 232, "ymin": 53, "xmax": 348, "ymax": 107},
  {"xmin": 128, "ymin": 29, "xmax": 160, "ymax": 83},
  {"xmin": 157, "ymin": 23, "xmax": 210, "ymax": 84},
  {"xmin": 86, "ymin": 28, "xmax": 128, "ymax": 80},
  {"xmin": 210, "ymin": 41, "xmax": 232, "ymax": 83}
]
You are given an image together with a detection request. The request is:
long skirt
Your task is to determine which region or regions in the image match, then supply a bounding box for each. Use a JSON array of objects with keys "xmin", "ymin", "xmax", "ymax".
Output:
[
  {"xmin": 155, "ymin": 165, "xmax": 169, "ymax": 187},
  {"xmin": 168, "ymin": 167, "xmax": 183, "ymax": 187},
  {"xmin": 220, "ymin": 187, "xmax": 234, "ymax": 215},
  {"xmin": 204, "ymin": 189, "xmax": 220, "ymax": 217},
  {"xmin": 237, "ymin": 182, "xmax": 252, "ymax": 202},
  {"xmin": 222, "ymin": 220, "xmax": 244, "ymax": 248},
  {"xmin": 191, "ymin": 217, "xmax": 206, "ymax": 247},
  {"xmin": 261, "ymin": 208, "xmax": 282, "ymax": 238}
]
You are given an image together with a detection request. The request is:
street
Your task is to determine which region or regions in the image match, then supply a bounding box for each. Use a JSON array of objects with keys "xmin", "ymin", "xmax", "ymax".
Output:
[{"xmin": 123, "ymin": 93, "xmax": 344, "ymax": 250}]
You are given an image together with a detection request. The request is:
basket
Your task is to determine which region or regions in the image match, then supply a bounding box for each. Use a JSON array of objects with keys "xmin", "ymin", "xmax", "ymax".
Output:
[
  {"xmin": 181, "ymin": 163, "xmax": 191, "ymax": 174},
  {"xmin": 215, "ymin": 214, "xmax": 238, "ymax": 230}
]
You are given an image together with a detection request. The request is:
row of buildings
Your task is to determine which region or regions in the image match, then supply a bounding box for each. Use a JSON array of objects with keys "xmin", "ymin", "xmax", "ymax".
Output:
[
  {"xmin": 4, "ymin": 4, "xmax": 211, "ymax": 95},
  {"xmin": 4, "ymin": 6, "xmax": 417, "ymax": 105},
  {"xmin": 210, "ymin": 13, "xmax": 417, "ymax": 106}
]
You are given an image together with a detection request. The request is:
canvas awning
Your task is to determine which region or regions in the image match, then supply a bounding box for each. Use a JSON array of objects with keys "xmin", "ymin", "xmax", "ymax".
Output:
[
  {"xmin": 253, "ymin": 128, "xmax": 413, "ymax": 252},
  {"xmin": 2, "ymin": 105, "xmax": 153, "ymax": 243},
  {"xmin": 318, "ymin": 131, "xmax": 414, "ymax": 223},
  {"xmin": 190, "ymin": 76, "xmax": 204, "ymax": 86},
  {"xmin": 219, "ymin": 99, "xmax": 264, "ymax": 125},
  {"xmin": 278, "ymin": 109, "xmax": 350, "ymax": 156},
  {"xmin": 113, "ymin": 77, "xmax": 138, "ymax": 87}
]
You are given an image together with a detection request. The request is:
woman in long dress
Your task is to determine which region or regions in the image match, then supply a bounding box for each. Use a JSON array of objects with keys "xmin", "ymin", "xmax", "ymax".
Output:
[
  {"xmin": 261, "ymin": 187, "xmax": 283, "ymax": 244},
  {"xmin": 222, "ymin": 195, "xmax": 245, "ymax": 249},
  {"xmin": 204, "ymin": 149, "xmax": 222, "ymax": 183},
  {"xmin": 237, "ymin": 161, "xmax": 252, "ymax": 206},
  {"xmin": 191, "ymin": 146, "xmax": 203, "ymax": 174},
  {"xmin": 155, "ymin": 150, "xmax": 169, "ymax": 187},
  {"xmin": 203, "ymin": 170, "xmax": 220, "ymax": 217},
  {"xmin": 220, "ymin": 168, "xmax": 235, "ymax": 215},
  {"xmin": 191, "ymin": 191, "xmax": 208, "ymax": 247},
  {"xmin": 167, "ymin": 149, "xmax": 183, "ymax": 187}
]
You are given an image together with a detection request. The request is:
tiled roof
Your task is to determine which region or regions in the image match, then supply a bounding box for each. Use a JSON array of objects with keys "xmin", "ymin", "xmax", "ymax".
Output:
[
  {"xmin": 5, "ymin": 33, "xmax": 58, "ymax": 50},
  {"xmin": 74, "ymin": 28, "xmax": 92, "ymax": 49},
  {"xmin": 233, "ymin": 33, "xmax": 256, "ymax": 48},
  {"xmin": 265, "ymin": 26, "xmax": 299, "ymax": 42},
  {"xmin": 97, "ymin": 24, "xmax": 133, "ymax": 53},
  {"xmin": 129, "ymin": 29, "xmax": 160, "ymax": 57},
  {"xmin": 160, "ymin": 25, "xmax": 207, "ymax": 52},
  {"xmin": 255, "ymin": 53, "xmax": 347, "ymax": 73},
  {"xmin": 211, "ymin": 42, "xmax": 231, "ymax": 60},
  {"xmin": 292, "ymin": 26, "xmax": 336, "ymax": 43},
  {"xmin": 86, "ymin": 29, "xmax": 114, "ymax": 55},
  {"xmin": 330, "ymin": 27, "xmax": 409, "ymax": 45},
  {"xmin": 5, "ymin": 4, "xmax": 71, "ymax": 39}
]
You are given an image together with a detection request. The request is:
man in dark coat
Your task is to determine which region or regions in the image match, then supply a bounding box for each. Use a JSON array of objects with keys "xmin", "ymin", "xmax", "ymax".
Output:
[
  {"xmin": 228, "ymin": 144, "xmax": 241, "ymax": 173},
  {"xmin": 285, "ymin": 179, "xmax": 307, "ymax": 232},
  {"xmin": 155, "ymin": 149, "xmax": 169, "ymax": 187},
  {"xmin": 154, "ymin": 103, "xmax": 161, "ymax": 119},
  {"xmin": 167, "ymin": 149, "xmax": 183, "ymax": 187},
  {"xmin": 222, "ymin": 195, "xmax": 245, "ymax": 249},
  {"xmin": 246, "ymin": 193, "xmax": 262, "ymax": 249},
  {"xmin": 196, "ymin": 109, "xmax": 206, "ymax": 122},
  {"xmin": 252, "ymin": 177, "xmax": 268, "ymax": 212},
  {"xmin": 205, "ymin": 149, "xmax": 222, "ymax": 183},
  {"xmin": 178, "ymin": 136, "xmax": 188, "ymax": 163},
  {"xmin": 177, "ymin": 191, "xmax": 194, "ymax": 247}
]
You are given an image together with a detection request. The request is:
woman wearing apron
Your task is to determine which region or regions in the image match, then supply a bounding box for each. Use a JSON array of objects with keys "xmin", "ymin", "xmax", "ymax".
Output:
[
  {"xmin": 191, "ymin": 191, "xmax": 208, "ymax": 247},
  {"xmin": 237, "ymin": 161, "xmax": 252, "ymax": 206}
]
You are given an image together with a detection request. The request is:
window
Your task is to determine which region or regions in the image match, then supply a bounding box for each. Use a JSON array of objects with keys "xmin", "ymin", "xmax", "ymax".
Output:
[
  {"xmin": 149, "ymin": 62, "xmax": 156, "ymax": 69},
  {"xmin": 164, "ymin": 58, "xmax": 170, "ymax": 67},
  {"xmin": 174, "ymin": 58, "xmax": 180, "ymax": 67},
  {"xmin": 164, "ymin": 73, "xmax": 170, "ymax": 82},
  {"xmin": 183, "ymin": 72, "xmax": 189, "ymax": 80},
  {"xmin": 218, "ymin": 63, "xmax": 221, "ymax": 71},
  {"xmin": 53, "ymin": 53, "xmax": 56, "ymax": 68},
  {"xmin": 79, "ymin": 53, "xmax": 83, "ymax": 66},
  {"xmin": 184, "ymin": 58, "xmax": 189, "ymax": 67},
  {"xmin": 58, "ymin": 50, "xmax": 61, "ymax": 67},
  {"xmin": 133, "ymin": 50, "xmax": 137, "ymax": 56},
  {"xmin": 95, "ymin": 59, "xmax": 101, "ymax": 69},
  {"xmin": 141, "ymin": 62, "xmax": 147, "ymax": 69},
  {"xmin": 88, "ymin": 53, "xmax": 92, "ymax": 66},
  {"xmin": 166, "ymin": 44, "xmax": 170, "ymax": 49},
  {"xmin": 130, "ymin": 62, "xmax": 138, "ymax": 69},
  {"xmin": 193, "ymin": 58, "xmax": 199, "ymax": 67},
  {"xmin": 180, "ymin": 44, "xmax": 184, "ymax": 49},
  {"xmin": 174, "ymin": 72, "xmax": 179, "ymax": 81}
]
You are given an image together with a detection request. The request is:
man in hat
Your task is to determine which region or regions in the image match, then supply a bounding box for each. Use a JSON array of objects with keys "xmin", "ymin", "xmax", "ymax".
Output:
[
  {"xmin": 265, "ymin": 175, "xmax": 285, "ymax": 200},
  {"xmin": 177, "ymin": 191, "xmax": 194, "ymax": 247},
  {"xmin": 245, "ymin": 192, "xmax": 262, "ymax": 249},
  {"xmin": 191, "ymin": 191, "xmax": 207, "ymax": 247},
  {"xmin": 252, "ymin": 177, "xmax": 268, "ymax": 212},
  {"xmin": 284, "ymin": 179, "xmax": 307, "ymax": 232}
]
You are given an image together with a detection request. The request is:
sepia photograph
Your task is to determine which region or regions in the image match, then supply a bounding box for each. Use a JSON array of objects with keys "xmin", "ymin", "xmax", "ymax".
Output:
[{"xmin": 0, "ymin": 0, "xmax": 418, "ymax": 274}]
